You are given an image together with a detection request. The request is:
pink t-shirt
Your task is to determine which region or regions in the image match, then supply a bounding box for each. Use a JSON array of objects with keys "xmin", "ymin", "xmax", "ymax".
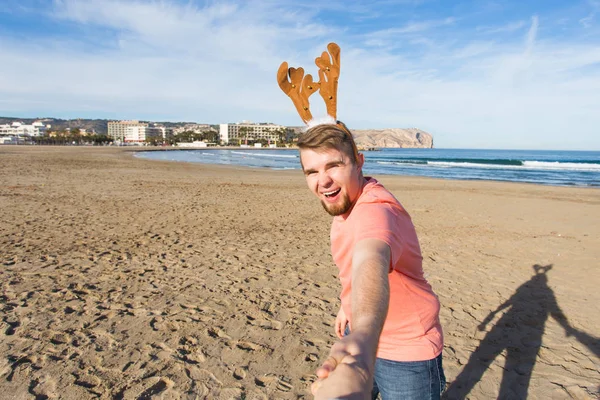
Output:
[{"xmin": 330, "ymin": 178, "xmax": 443, "ymax": 362}]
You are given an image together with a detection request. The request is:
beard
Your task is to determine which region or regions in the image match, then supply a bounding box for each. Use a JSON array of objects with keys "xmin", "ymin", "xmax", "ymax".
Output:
[{"xmin": 320, "ymin": 193, "xmax": 352, "ymax": 216}]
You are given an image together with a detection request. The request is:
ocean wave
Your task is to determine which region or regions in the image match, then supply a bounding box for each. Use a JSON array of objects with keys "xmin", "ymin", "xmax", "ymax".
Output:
[
  {"xmin": 373, "ymin": 157, "xmax": 600, "ymax": 172},
  {"xmin": 522, "ymin": 161, "xmax": 600, "ymax": 171},
  {"xmin": 230, "ymin": 151, "xmax": 297, "ymax": 158},
  {"xmin": 375, "ymin": 160, "xmax": 428, "ymax": 165},
  {"xmin": 426, "ymin": 161, "xmax": 515, "ymax": 169},
  {"xmin": 425, "ymin": 161, "xmax": 600, "ymax": 172},
  {"xmin": 373, "ymin": 157, "xmax": 523, "ymax": 166}
]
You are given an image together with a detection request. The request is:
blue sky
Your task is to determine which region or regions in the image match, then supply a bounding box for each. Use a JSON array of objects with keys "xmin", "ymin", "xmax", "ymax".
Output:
[{"xmin": 1, "ymin": 0, "xmax": 599, "ymax": 149}]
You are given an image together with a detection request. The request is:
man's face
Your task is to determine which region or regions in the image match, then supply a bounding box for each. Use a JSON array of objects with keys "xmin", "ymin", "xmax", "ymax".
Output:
[{"xmin": 300, "ymin": 147, "xmax": 365, "ymax": 216}]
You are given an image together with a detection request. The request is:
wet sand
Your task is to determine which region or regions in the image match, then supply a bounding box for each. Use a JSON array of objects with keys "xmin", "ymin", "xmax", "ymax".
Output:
[{"xmin": 1, "ymin": 146, "xmax": 598, "ymax": 399}]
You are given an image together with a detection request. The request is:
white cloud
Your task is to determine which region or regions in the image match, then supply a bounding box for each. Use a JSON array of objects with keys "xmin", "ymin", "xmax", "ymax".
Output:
[
  {"xmin": 579, "ymin": 0, "xmax": 600, "ymax": 28},
  {"xmin": 363, "ymin": 17, "xmax": 456, "ymax": 44},
  {"xmin": 1, "ymin": 1, "xmax": 599, "ymax": 149},
  {"xmin": 477, "ymin": 20, "xmax": 527, "ymax": 34},
  {"xmin": 525, "ymin": 15, "xmax": 539, "ymax": 53}
]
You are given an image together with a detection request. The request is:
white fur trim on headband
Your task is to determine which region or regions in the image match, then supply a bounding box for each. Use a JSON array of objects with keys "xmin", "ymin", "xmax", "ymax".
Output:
[{"xmin": 305, "ymin": 115, "xmax": 337, "ymax": 130}]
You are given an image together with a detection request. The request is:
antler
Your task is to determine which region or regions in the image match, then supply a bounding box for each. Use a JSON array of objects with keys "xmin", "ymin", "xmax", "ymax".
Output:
[
  {"xmin": 276, "ymin": 42, "xmax": 341, "ymax": 124},
  {"xmin": 315, "ymin": 42, "xmax": 341, "ymax": 120},
  {"xmin": 277, "ymin": 62, "xmax": 319, "ymax": 124}
]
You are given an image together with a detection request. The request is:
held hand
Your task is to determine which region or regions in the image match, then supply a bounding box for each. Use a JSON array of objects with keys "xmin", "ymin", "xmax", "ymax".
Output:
[
  {"xmin": 334, "ymin": 306, "xmax": 349, "ymax": 339},
  {"xmin": 564, "ymin": 325, "xmax": 574, "ymax": 337},
  {"xmin": 478, "ymin": 314, "xmax": 494, "ymax": 331},
  {"xmin": 311, "ymin": 333, "xmax": 374, "ymax": 400}
]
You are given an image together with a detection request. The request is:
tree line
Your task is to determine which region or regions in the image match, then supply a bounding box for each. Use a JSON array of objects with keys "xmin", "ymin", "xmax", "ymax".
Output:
[
  {"xmin": 30, "ymin": 128, "xmax": 113, "ymax": 145},
  {"xmin": 21, "ymin": 127, "xmax": 300, "ymax": 147},
  {"xmin": 145, "ymin": 130, "xmax": 220, "ymax": 146}
]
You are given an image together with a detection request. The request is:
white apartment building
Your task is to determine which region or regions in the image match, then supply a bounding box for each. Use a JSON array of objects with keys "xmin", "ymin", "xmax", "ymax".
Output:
[
  {"xmin": 0, "ymin": 121, "xmax": 47, "ymax": 143},
  {"xmin": 108, "ymin": 120, "xmax": 149, "ymax": 142},
  {"xmin": 124, "ymin": 126, "xmax": 147, "ymax": 144},
  {"xmin": 219, "ymin": 122, "xmax": 287, "ymax": 145}
]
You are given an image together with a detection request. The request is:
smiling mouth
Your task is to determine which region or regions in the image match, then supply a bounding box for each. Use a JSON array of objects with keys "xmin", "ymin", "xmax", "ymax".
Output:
[{"xmin": 323, "ymin": 188, "xmax": 341, "ymax": 198}]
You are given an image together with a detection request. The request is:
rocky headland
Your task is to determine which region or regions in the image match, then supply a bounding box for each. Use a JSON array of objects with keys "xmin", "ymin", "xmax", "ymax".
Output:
[{"xmin": 352, "ymin": 128, "xmax": 433, "ymax": 149}]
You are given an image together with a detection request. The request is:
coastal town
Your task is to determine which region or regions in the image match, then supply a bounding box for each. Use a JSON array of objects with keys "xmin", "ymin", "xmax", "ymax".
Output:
[
  {"xmin": 0, "ymin": 119, "xmax": 293, "ymax": 148},
  {"xmin": 0, "ymin": 118, "xmax": 435, "ymax": 149}
]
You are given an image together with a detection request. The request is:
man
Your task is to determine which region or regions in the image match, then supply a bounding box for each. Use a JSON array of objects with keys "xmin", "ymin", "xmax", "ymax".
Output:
[{"xmin": 299, "ymin": 122, "xmax": 445, "ymax": 400}]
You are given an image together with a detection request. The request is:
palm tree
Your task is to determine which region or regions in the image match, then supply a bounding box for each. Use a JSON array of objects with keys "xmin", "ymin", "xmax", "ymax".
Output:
[{"xmin": 238, "ymin": 127, "xmax": 252, "ymax": 145}]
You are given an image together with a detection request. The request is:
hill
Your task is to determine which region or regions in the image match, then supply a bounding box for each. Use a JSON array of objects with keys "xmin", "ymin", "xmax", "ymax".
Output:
[{"xmin": 352, "ymin": 128, "xmax": 433, "ymax": 149}]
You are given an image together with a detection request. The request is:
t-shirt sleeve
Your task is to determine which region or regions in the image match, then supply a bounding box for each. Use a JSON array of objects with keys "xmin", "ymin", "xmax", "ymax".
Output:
[{"xmin": 352, "ymin": 202, "xmax": 403, "ymax": 272}]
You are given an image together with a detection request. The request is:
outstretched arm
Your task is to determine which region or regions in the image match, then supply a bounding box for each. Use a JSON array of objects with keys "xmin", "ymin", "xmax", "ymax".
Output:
[
  {"xmin": 312, "ymin": 238, "xmax": 390, "ymax": 399},
  {"xmin": 478, "ymin": 297, "xmax": 512, "ymax": 331}
]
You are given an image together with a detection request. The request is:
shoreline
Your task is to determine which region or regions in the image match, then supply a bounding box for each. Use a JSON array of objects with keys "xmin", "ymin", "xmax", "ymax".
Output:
[
  {"xmin": 131, "ymin": 146, "xmax": 600, "ymax": 190},
  {"xmin": 1, "ymin": 146, "xmax": 598, "ymax": 399},
  {"xmin": 4, "ymin": 145, "xmax": 600, "ymax": 192}
]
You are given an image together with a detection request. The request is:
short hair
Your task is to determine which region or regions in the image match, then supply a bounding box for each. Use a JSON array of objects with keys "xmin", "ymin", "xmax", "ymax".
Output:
[{"xmin": 297, "ymin": 121, "xmax": 360, "ymax": 165}]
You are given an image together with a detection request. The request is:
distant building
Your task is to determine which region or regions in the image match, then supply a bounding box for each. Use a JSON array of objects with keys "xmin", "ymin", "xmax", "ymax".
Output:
[
  {"xmin": 78, "ymin": 128, "xmax": 94, "ymax": 136},
  {"xmin": 108, "ymin": 120, "xmax": 149, "ymax": 142},
  {"xmin": 146, "ymin": 125, "xmax": 168, "ymax": 140},
  {"xmin": 125, "ymin": 126, "xmax": 148, "ymax": 144},
  {"xmin": 177, "ymin": 141, "xmax": 209, "ymax": 148},
  {"xmin": 172, "ymin": 124, "xmax": 215, "ymax": 135},
  {"xmin": 0, "ymin": 121, "xmax": 47, "ymax": 143},
  {"xmin": 219, "ymin": 121, "xmax": 288, "ymax": 145}
]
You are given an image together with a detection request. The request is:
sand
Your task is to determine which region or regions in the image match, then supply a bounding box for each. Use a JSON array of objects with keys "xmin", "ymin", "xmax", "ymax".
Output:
[{"xmin": 0, "ymin": 146, "xmax": 598, "ymax": 400}]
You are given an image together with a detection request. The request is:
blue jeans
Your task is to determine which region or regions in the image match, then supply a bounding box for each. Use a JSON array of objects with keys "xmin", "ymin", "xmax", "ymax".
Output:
[
  {"xmin": 371, "ymin": 353, "xmax": 446, "ymax": 400},
  {"xmin": 344, "ymin": 327, "xmax": 446, "ymax": 399}
]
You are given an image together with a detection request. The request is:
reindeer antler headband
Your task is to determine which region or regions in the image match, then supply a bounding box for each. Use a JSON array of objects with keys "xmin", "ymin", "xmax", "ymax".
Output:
[{"xmin": 277, "ymin": 42, "xmax": 341, "ymax": 124}]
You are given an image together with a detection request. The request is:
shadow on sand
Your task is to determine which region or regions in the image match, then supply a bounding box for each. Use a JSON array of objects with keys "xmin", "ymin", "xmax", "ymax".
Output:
[{"xmin": 444, "ymin": 264, "xmax": 600, "ymax": 399}]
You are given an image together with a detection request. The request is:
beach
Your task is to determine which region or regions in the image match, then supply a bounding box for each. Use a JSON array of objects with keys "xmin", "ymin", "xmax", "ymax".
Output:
[{"xmin": 1, "ymin": 146, "xmax": 598, "ymax": 399}]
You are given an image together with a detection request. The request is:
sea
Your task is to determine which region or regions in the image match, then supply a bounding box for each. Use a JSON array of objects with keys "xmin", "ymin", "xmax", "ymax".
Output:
[{"xmin": 135, "ymin": 148, "xmax": 600, "ymax": 187}]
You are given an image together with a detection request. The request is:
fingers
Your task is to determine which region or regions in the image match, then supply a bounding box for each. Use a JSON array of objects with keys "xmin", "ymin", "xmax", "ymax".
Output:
[
  {"xmin": 335, "ymin": 318, "xmax": 343, "ymax": 339},
  {"xmin": 316, "ymin": 341, "xmax": 350, "ymax": 379},
  {"xmin": 311, "ymin": 379, "xmax": 322, "ymax": 395},
  {"xmin": 335, "ymin": 319, "xmax": 347, "ymax": 339},
  {"xmin": 316, "ymin": 355, "xmax": 338, "ymax": 379}
]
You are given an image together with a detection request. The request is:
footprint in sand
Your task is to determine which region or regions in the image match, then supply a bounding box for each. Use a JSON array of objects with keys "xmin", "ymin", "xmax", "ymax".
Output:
[
  {"xmin": 301, "ymin": 338, "xmax": 327, "ymax": 350},
  {"xmin": 117, "ymin": 376, "xmax": 174, "ymax": 399},
  {"xmin": 233, "ymin": 367, "xmax": 247, "ymax": 380},
  {"xmin": 30, "ymin": 375, "xmax": 58, "ymax": 399},
  {"xmin": 254, "ymin": 374, "xmax": 293, "ymax": 392},
  {"xmin": 236, "ymin": 341, "xmax": 261, "ymax": 352},
  {"xmin": 207, "ymin": 327, "xmax": 231, "ymax": 340},
  {"xmin": 244, "ymin": 390, "xmax": 268, "ymax": 400},
  {"xmin": 177, "ymin": 337, "xmax": 206, "ymax": 364},
  {"xmin": 186, "ymin": 367, "xmax": 222, "ymax": 392},
  {"xmin": 3, "ymin": 316, "xmax": 20, "ymax": 336},
  {"xmin": 218, "ymin": 387, "xmax": 245, "ymax": 400},
  {"xmin": 0, "ymin": 358, "xmax": 11, "ymax": 378},
  {"xmin": 246, "ymin": 315, "xmax": 283, "ymax": 330},
  {"xmin": 73, "ymin": 372, "xmax": 102, "ymax": 392}
]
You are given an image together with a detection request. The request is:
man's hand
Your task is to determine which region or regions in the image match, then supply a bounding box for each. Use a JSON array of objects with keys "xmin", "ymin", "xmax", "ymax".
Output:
[
  {"xmin": 311, "ymin": 332, "xmax": 374, "ymax": 400},
  {"xmin": 335, "ymin": 306, "xmax": 349, "ymax": 339}
]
